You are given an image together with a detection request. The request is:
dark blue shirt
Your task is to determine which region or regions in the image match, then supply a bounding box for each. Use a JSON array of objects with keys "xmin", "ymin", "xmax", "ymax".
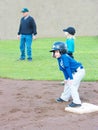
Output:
[
  {"xmin": 18, "ymin": 16, "xmax": 37, "ymax": 35},
  {"xmin": 57, "ymin": 54, "xmax": 82, "ymax": 80}
]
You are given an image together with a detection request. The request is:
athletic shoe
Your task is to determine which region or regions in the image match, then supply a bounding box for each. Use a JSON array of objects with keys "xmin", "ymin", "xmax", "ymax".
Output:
[
  {"xmin": 56, "ymin": 98, "xmax": 66, "ymax": 103},
  {"xmin": 68, "ymin": 102, "xmax": 81, "ymax": 107}
]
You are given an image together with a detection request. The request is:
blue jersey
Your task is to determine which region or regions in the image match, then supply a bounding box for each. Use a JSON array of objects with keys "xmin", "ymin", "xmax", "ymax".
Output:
[
  {"xmin": 65, "ymin": 38, "xmax": 75, "ymax": 53},
  {"xmin": 57, "ymin": 54, "xmax": 82, "ymax": 80}
]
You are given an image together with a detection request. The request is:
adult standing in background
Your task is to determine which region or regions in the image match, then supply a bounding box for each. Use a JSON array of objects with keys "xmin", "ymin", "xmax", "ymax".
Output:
[{"xmin": 17, "ymin": 8, "xmax": 37, "ymax": 61}]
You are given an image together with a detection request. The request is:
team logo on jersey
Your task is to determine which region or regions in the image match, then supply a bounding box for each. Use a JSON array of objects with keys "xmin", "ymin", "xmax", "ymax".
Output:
[{"xmin": 60, "ymin": 59, "xmax": 64, "ymax": 69}]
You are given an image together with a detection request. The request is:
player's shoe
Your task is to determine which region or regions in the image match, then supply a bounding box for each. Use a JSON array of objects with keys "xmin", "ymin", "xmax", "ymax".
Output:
[
  {"xmin": 56, "ymin": 98, "xmax": 66, "ymax": 103},
  {"xmin": 68, "ymin": 102, "xmax": 81, "ymax": 107}
]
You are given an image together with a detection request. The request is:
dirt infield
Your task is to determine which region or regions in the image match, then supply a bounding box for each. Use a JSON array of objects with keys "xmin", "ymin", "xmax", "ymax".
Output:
[{"xmin": 0, "ymin": 78, "xmax": 98, "ymax": 130}]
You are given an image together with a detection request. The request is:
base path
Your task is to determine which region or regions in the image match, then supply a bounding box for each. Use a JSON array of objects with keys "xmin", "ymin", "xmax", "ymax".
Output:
[{"xmin": 0, "ymin": 78, "xmax": 98, "ymax": 130}]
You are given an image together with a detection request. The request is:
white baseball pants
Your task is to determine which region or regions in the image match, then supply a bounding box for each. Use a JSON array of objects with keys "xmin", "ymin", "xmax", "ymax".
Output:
[{"xmin": 61, "ymin": 67, "xmax": 85, "ymax": 104}]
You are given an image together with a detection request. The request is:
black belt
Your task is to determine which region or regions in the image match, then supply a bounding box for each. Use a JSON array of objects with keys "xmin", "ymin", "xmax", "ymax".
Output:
[{"xmin": 80, "ymin": 66, "xmax": 83, "ymax": 69}]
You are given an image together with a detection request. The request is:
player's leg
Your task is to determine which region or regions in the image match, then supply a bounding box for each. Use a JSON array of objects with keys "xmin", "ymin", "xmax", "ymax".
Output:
[
  {"xmin": 56, "ymin": 82, "xmax": 71, "ymax": 102},
  {"xmin": 69, "ymin": 68, "xmax": 85, "ymax": 106}
]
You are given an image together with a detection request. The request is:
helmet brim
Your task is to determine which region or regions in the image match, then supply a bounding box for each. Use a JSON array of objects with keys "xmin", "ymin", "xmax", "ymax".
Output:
[{"xmin": 49, "ymin": 48, "xmax": 59, "ymax": 52}]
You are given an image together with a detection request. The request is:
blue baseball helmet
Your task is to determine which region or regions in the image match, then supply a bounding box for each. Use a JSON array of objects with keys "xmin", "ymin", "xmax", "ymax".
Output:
[{"xmin": 50, "ymin": 41, "xmax": 67, "ymax": 54}]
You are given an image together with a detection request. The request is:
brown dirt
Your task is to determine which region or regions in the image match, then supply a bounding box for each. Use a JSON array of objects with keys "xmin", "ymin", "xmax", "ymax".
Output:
[{"xmin": 0, "ymin": 78, "xmax": 98, "ymax": 130}]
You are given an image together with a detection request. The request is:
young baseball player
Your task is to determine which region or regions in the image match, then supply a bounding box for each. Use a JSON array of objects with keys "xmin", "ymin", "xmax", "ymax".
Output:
[
  {"xmin": 50, "ymin": 41, "xmax": 85, "ymax": 107},
  {"xmin": 63, "ymin": 27, "xmax": 76, "ymax": 58}
]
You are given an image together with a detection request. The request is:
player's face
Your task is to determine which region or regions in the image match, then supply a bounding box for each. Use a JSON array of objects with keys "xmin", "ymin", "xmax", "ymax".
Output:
[{"xmin": 54, "ymin": 50, "xmax": 61, "ymax": 58}]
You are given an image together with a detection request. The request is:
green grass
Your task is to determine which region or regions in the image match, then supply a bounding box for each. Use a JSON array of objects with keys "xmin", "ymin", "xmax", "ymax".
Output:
[{"xmin": 0, "ymin": 36, "xmax": 98, "ymax": 81}]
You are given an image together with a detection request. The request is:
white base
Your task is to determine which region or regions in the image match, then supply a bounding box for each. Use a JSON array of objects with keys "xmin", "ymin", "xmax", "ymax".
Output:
[{"xmin": 65, "ymin": 103, "xmax": 98, "ymax": 114}]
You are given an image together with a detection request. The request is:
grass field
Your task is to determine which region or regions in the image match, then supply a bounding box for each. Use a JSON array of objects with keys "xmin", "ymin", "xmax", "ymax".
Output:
[{"xmin": 0, "ymin": 36, "xmax": 98, "ymax": 81}]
